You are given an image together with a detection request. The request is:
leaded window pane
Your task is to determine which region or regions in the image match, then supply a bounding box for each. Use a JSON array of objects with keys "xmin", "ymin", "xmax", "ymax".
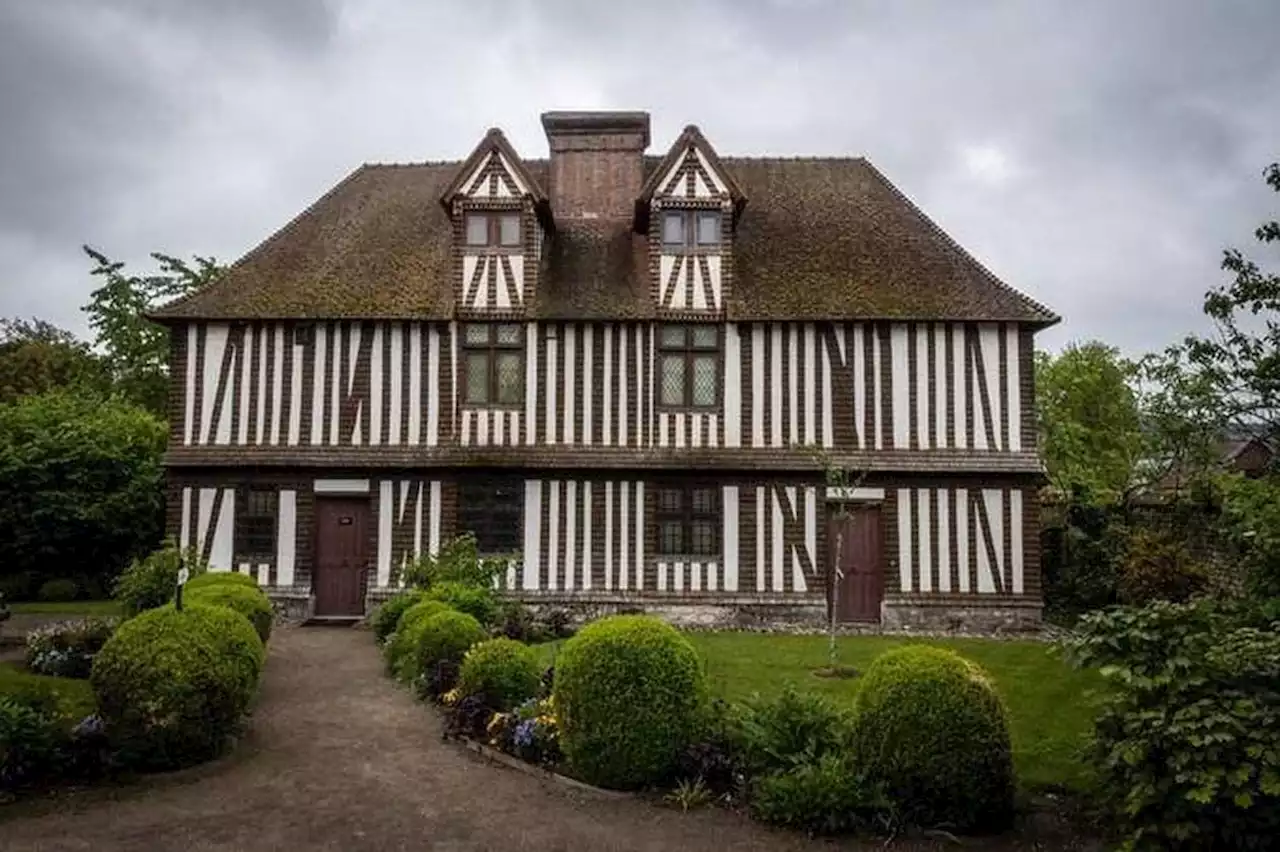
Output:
[
  {"xmin": 465, "ymin": 352, "xmax": 489, "ymax": 403},
  {"xmin": 659, "ymin": 488, "xmax": 682, "ymax": 513},
  {"xmin": 496, "ymin": 324, "xmax": 522, "ymax": 344},
  {"xmin": 660, "ymin": 521, "xmax": 684, "ymax": 555},
  {"xmin": 662, "ymin": 211, "xmax": 686, "ymax": 246},
  {"xmin": 696, "ymin": 212, "xmax": 721, "ymax": 245},
  {"xmin": 691, "ymin": 520, "xmax": 717, "ymax": 555},
  {"xmin": 465, "ymin": 213, "xmax": 488, "ymax": 246},
  {"xmin": 499, "ymin": 213, "xmax": 521, "ymax": 246},
  {"xmin": 692, "ymin": 355, "xmax": 717, "ymax": 406},
  {"xmin": 660, "ymin": 325, "xmax": 686, "ymax": 348},
  {"xmin": 691, "ymin": 326, "xmax": 717, "ymax": 348},
  {"xmin": 496, "ymin": 353, "xmax": 523, "ymax": 403},
  {"xmin": 661, "ymin": 355, "xmax": 685, "ymax": 406},
  {"xmin": 691, "ymin": 488, "xmax": 716, "ymax": 514},
  {"xmin": 464, "ymin": 323, "xmax": 489, "ymax": 344},
  {"xmin": 458, "ymin": 479, "xmax": 523, "ymax": 554}
]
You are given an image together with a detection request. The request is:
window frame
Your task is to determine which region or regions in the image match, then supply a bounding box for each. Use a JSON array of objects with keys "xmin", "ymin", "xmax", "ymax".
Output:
[
  {"xmin": 235, "ymin": 487, "xmax": 277, "ymax": 560},
  {"xmin": 463, "ymin": 210, "xmax": 523, "ymax": 250},
  {"xmin": 461, "ymin": 323, "xmax": 525, "ymax": 408},
  {"xmin": 655, "ymin": 483, "xmax": 722, "ymax": 558},
  {"xmin": 457, "ymin": 477, "xmax": 523, "ymax": 556},
  {"xmin": 657, "ymin": 324, "xmax": 721, "ymax": 410},
  {"xmin": 660, "ymin": 209, "xmax": 722, "ymax": 249}
]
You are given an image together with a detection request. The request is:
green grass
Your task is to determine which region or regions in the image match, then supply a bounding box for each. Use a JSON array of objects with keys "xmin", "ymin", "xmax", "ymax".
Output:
[
  {"xmin": 0, "ymin": 661, "xmax": 97, "ymax": 720},
  {"xmin": 538, "ymin": 631, "xmax": 1102, "ymax": 794},
  {"xmin": 8, "ymin": 600, "xmax": 122, "ymax": 616}
]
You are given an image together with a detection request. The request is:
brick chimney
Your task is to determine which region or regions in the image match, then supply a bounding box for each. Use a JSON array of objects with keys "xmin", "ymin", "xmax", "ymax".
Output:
[{"xmin": 541, "ymin": 111, "xmax": 650, "ymax": 220}]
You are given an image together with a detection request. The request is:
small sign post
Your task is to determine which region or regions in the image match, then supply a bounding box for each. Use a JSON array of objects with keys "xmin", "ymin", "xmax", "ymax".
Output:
[{"xmin": 176, "ymin": 564, "xmax": 191, "ymax": 611}]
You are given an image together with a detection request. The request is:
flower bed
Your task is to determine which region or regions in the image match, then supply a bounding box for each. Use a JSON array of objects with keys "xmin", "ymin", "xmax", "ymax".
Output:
[{"xmin": 24, "ymin": 617, "xmax": 119, "ymax": 679}]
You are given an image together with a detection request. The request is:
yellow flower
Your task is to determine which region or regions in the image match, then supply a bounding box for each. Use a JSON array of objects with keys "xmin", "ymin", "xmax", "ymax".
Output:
[{"xmin": 441, "ymin": 688, "xmax": 461, "ymax": 706}]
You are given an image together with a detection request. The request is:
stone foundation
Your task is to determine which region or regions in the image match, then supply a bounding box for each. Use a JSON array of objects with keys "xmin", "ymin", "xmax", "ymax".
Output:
[
  {"xmin": 880, "ymin": 595, "xmax": 1042, "ymax": 634},
  {"xmin": 265, "ymin": 587, "xmax": 314, "ymax": 621},
  {"xmin": 512, "ymin": 592, "xmax": 829, "ymax": 630}
]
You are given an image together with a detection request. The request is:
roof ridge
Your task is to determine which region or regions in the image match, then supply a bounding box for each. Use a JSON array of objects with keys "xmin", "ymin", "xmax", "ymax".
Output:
[
  {"xmin": 153, "ymin": 164, "xmax": 372, "ymax": 317},
  {"xmin": 857, "ymin": 159, "xmax": 1060, "ymax": 325}
]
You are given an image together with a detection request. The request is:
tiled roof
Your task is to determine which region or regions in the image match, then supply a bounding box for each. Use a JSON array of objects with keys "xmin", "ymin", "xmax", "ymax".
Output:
[{"xmin": 153, "ymin": 155, "xmax": 1057, "ymax": 325}]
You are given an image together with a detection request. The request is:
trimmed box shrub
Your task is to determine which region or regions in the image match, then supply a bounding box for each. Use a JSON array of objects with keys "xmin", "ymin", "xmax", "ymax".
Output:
[
  {"xmin": 371, "ymin": 589, "xmax": 426, "ymax": 645},
  {"xmin": 37, "ymin": 578, "xmax": 79, "ymax": 602},
  {"xmin": 185, "ymin": 583, "xmax": 273, "ymax": 643},
  {"xmin": 456, "ymin": 638, "xmax": 541, "ymax": 711},
  {"xmin": 553, "ymin": 614, "xmax": 707, "ymax": 790},
  {"xmin": 406, "ymin": 610, "xmax": 486, "ymax": 693},
  {"xmin": 385, "ymin": 599, "xmax": 453, "ymax": 678},
  {"xmin": 90, "ymin": 603, "xmax": 264, "ymax": 770},
  {"xmin": 423, "ymin": 581, "xmax": 497, "ymax": 626},
  {"xmin": 115, "ymin": 541, "xmax": 207, "ymax": 617},
  {"xmin": 183, "ymin": 571, "xmax": 260, "ymax": 593},
  {"xmin": 851, "ymin": 645, "xmax": 1014, "ymax": 833}
]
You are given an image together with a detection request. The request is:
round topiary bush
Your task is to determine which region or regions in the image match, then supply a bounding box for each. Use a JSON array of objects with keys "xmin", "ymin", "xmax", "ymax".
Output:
[
  {"xmin": 183, "ymin": 571, "xmax": 260, "ymax": 593},
  {"xmin": 385, "ymin": 599, "xmax": 454, "ymax": 677},
  {"xmin": 456, "ymin": 638, "xmax": 542, "ymax": 710},
  {"xmin": 90, "ymin": 603, "xmax": 265, "ymax": 770},
  {"xmin": 184, "ymin": 583, "xmax": 273, "ymax": 643},
  {"xmin": 406, "ymin": 610, "xmax": 486, "ymax": 691},
  {"xmin": 371, "ymin": 589, "xmax": 426, "ymax": 645},
  {"xmin": 851, "ymin": 645, "xmax": 1015, "ymax": 832},
  {"xmin": 424, "ymin": 581, "xmax": 496, "ymax": 625},
  {"xmin": 552, "ymin": 615, "xmax": 707, "ymax": 790},
  {"xmin": 37, "ymin": 578, "xmax": 79, "ymax": 602}
]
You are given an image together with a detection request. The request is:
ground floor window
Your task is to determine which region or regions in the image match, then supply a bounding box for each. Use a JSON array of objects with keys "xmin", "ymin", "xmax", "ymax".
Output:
[
  {"xmin": 457, "ymin": 478, "xmax": 522, "ymax": 554},
  {"xmin": 656, "ymin": 484, "xmax": 720, "ymax": 556},
  {"xmin": 236, "ymin": 487, "xmax": 277, "ymax": 559}
]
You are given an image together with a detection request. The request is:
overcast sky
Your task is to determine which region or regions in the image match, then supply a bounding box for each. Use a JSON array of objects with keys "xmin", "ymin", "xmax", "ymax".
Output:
[{"xmin": 1, "ymin": 0, "xmax": 1277, "ymax": 353}]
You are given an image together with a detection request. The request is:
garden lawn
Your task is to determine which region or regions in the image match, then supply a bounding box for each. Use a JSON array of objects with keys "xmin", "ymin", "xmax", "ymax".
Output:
[
  {"xmin": 538, "ymin": 632, "xmax": 1102, "ymax": 794},
  {"xmin": 8, "ymin": 600, "xmax": 123, "ymax": 616},
  {"xmin": 0, "ymin": 661, "xmax": 97, "ymax": 719}
]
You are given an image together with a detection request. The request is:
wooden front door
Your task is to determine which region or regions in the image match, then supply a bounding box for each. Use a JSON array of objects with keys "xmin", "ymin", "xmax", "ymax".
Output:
[
  {"xmin": 829, "ymin": 505, "xmax": 884, "ymax": 623},
  {"xmin": 313, "ymin": 498, "xmax": 369, "ymax": 616}
]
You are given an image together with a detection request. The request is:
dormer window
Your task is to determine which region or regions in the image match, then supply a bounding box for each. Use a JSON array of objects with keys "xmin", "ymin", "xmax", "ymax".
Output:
[
  {"xmin": 662, "ymin": 210, "xmax": 721, "ymax": 248},
  {"xmin": 464, "ymin": 212, "xmax": 522, "ymax": 248}
]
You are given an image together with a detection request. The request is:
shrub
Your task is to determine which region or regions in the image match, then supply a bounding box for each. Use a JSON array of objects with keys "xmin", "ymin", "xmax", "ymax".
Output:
[
  {"xmin": 370, "ymin": 589, "xmax": 425, "ymax": 645},
  {"xmin": 183, "ymin": 571, "xmax": 259, "ymax": 593},
  {"xmin": 114, "ymin": 540, "xmax": 207, "ymax": 617},
  {"xmin": 456, "ymin": 638, "xmax": 541, "ymax": 711},
  {"xmin": 750, "ymin": 754, "xmax": 892, "ymax": 835},
  {"xmin": 424, "ymin": 581, "xmax": 497, "ymax": 626},
  {"xmin": 0, "ymin": 696, "xmax": 67, "ymax": 791},
  {"xmin": 37, "ymin": 578, "xmax": 79, "ymax": 602},
  {"xmin": 25, "ymin": 617, "xmax": 119, "ymax": 679},
  {"xmin": 851, "ymin": 646, "xmax": 1015, "ymax": 832},
  {"xmin": 185, "ymin": 583, "xmax": 273, "ymax": 643},
  {"xmin": 0, "ymin": 571, "xmax": 35, "ymax": 602},
  {"xmin": 90, "ymin": 603, "xmax": 264, "ymax": 769},
  {"xmin": 553, "ymin": 615, "xmax": 707, "ymax": 790},
  {"xmin": 1117, "ymin": 528, "xmax": 1208, "ymax": 604},
  {"xmin": 735, "ymin": 685, "xmax": 851, "ymax": 776},
  {"xmin": 384, "ymin": 599, "xmax": 453, "ymax": 677},
  {"xmin": 405, "ymin": 610, "xmax": 485, "ymax": 694},
  {"xmin": 1061, "ymin": 600, "xmax": 1280, "ymax": 850},
  {"xmin": 401, "ymin": 533, "xmax": 507, "ymax": 590}
]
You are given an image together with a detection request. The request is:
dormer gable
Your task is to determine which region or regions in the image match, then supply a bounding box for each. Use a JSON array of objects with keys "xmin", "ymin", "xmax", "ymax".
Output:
[
  {"xmin": 639, "ymin": 126, "xmax": 745, "ymax": 315},
  {"xmin": 443, "ymin": 129, "xmax": 549, "ymax": 315}
]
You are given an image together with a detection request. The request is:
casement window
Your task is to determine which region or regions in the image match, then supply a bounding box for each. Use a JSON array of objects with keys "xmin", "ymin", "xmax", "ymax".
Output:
[
  {"xmin": 235, "ymin": 488, "xmax": 277, "ymax": 559},
  {"xmin": 464, "ymin": 211, "xmax": 522, "ymax": 248},
  {"xmin": 661, "ymin": 210, "xmax": 721, "ymax": 248},
  {"xmin": 457, "ymin": 478, "xmax": 523, "ymax": 554},
  {"xmin": 658, "ymin": 324, "xmax": 719, "ymax": 408},
  {"xmin": 462, "ymin": 323, "xmax": 524, "ymax": 406},
  {"xmin": 656, "ymin": 485, "xmax": 720, "ymax": 556}
]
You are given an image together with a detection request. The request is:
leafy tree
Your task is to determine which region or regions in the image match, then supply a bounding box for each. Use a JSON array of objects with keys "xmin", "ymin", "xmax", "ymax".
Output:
[
  {"xmin": 1180, "ymin": 162, "xmax": 1280, "ymax": 439},
  {"xmin": 1133, "ymin": 347, "xmax": 1228, "ymax": 495},
  {"xmin": 0, "ymin": 318, "xmax": 109, "ymax": 404},
  {"xmin": 0, "ymin": 388, "xmax": 166, "ymax": 598},
  {"xmin": 82, "ymin": 247, "xmax": 222, "ymax": 414},
  {"xmin": 1036, "ymin": 341, "xmax": 1144, "ymax": 501}
]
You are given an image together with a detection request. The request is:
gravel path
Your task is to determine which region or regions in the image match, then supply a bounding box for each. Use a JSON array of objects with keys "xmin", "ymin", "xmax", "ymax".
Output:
[{"xmin": 0, "ymin": 626, "xmax": 1098, "ymax": 851}]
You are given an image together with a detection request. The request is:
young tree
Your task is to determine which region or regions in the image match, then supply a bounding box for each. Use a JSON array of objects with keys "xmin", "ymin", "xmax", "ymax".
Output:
[
  {"xmin": 0, "ymin": 318, "xmax": 109, "ymax": 403},
  {"xmin": 81, "ymin": 247, "xmax": 222, "ymax": 415}
]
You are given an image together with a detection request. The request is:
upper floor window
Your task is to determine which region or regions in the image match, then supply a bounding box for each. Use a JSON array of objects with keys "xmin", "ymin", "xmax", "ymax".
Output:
[
  {"xmin": 656, "ymin": 485, "xmax": 720, "ymax": 556},
  {"xmin": 457, "ymin": 477, "xmax": 522, "ymax": 554},
  {"xmin": 236, "ymin": 488, "xmax": 276, "ymax": 559},
  {"xmin": 464, "ymin": 211, "xmax": 522, "ymax": 248},
  {"xmin": 662, "ymin": 210, "xmax": 721, "ymax": 249},
  {"xmin": 462, "ymin": 323, "xmax": 523, "ymax": 406},
  {"xmin": 658, "ymin": 324, "xmax": 719, "ymax": 409}
]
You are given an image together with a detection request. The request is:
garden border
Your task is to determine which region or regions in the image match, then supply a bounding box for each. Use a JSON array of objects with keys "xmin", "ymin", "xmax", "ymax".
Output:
[{"xmin": 449, "ymin": 735, "xmax": 633, "ymax": 800}]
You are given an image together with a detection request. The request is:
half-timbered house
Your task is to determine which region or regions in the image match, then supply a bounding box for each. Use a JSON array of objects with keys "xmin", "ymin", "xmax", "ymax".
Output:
[{"xmin": 153, "ymin": 111, "xmax": 1058, "ymax": 630}]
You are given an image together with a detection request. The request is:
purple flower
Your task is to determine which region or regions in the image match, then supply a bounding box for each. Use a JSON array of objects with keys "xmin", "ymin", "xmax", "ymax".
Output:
[{"xmin": 514, "ymin": 719, "xmax": 536, "ymax": 748}]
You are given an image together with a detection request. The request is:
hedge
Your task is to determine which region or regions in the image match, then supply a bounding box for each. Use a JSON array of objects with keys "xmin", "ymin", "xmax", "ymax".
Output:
[
  {"xmin": 371, "ymin": 589, "xmax": 426, "ymax": 645},
  {"xmin": 385, "ymin": 599, "xmax": 454, "ymax": 679},
  {"xmin": 851, "ymin": 645, "xmax": 1015, "ymax": 832},
  {"xmin": 184, "ymin": 571, "xmax": 260, "ymax": 593},
  {"xmin": 456, "ymin": 638, "xmax": 541, "ymax": 710},
  {"xmin": 184, "ymin": 583, "xmax": 273, "ymax": 643},
  {"xmin": 552, "ymin": 615, "xmax": 707, "ymax": 789},
  {"xmin": 405, "ymin": 610, "xmax": 486, "ymax": 692}
]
